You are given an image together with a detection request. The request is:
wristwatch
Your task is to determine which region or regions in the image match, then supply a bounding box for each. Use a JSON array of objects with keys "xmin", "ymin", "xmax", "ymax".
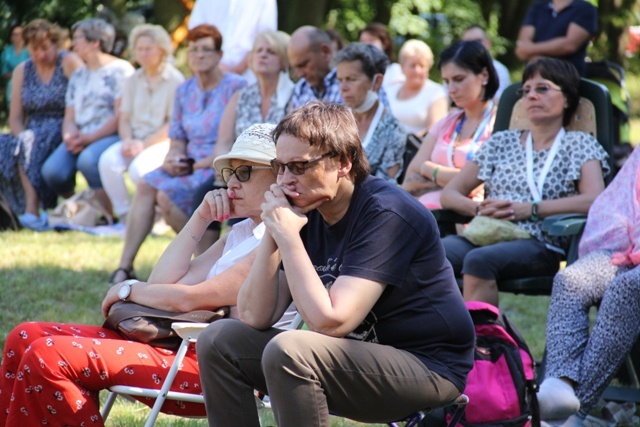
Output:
[
  {"xmin": 118, "ymin": 279, "xmax": 139, "ymax": 301},
  {"xmin": 530, "ymin": 202, "xmax": 539, "ymax": 222}
]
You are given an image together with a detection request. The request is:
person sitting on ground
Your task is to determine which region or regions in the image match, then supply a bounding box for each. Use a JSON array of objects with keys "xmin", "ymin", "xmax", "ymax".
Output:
[
  {"xmin": 98, "ymin": 24, "xmax": 185, "ymax": 229},
  {"xmin": 0, "ymin": 123, "xmax": 279, "ymax": 426},
  {"xmin": 1, "ymin": 24, "xmax": 30, "ymax": 110},
  {"xmin": 40, "ymin": 18, "xmax": 135, "ymax": 223},
  {"xmin": 0, "ymin": 19, "xmax": 83, "ymax": 230},
  {"xmin": 358, "ymin": 22, "xmax": 404, "ymax": 87},
  {"xmin": 384, "ymin": 39, "xmax": 448, "ymax": 136},
  {"xmin": 538, "ymin": 145, "xmax": 640, "ymax": 427},
  {"xmin": 402, "ymin": 40, "xmax": 498, "ymax": 209},
  {"xmin": 461, "ymin": 24, "xmax": 511, "ymax": 101},
  {"xmin": 335, "ymin": 42, "xmax": 406, "ymax": 182},
  {"xmin": 190, "ymin": 29, "xmax": 293, "ymax": 248},
  {"xmin": 108, "ymin": 24, "xmax": 246, "ymax": 284},
  {"xmin": 515, "ymin": 0, "xmax": 597, "ymax": 76},
  {"xmin": 440, "ymin": 57, "xmax": 609, "ymax": 308},
  {"xmin": 196, "ymin": 101, "xmax": 475, "ymax": 427}
]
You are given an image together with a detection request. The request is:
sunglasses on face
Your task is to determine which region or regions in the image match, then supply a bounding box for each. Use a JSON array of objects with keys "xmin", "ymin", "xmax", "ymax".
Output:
[
  {"xmin": 220, "ymin": 165, "xmax": 272, "ymax": 183},
  {"xmin": 270, "ymin": 152, "xmax": 336, "ymax": 176},
  {"xmin": 516, "ymin": 85, "xmax": 563, "ymax": 98}
]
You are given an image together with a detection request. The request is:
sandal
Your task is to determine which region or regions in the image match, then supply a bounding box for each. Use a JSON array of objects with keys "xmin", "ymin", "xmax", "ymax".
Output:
[{"xmin": 108, "ymin": 267, "xmax": 137, "ymax": 285}]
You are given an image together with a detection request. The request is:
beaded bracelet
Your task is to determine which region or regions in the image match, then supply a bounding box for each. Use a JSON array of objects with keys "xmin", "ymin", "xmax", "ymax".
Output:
[
  {"xmin": 185, "ymin": 223, "xmax": 202, "ymax": 242},
  {"xmin": 432, "ymin": 166, "xmax": 441, "ymax": 185}
]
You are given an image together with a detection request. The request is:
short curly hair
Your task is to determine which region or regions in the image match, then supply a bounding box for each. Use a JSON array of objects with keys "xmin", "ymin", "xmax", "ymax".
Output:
[
  {"xmin": 23, "ymin": 19, "xmax": 63, "ymax": 48},
  {"xmin": 186, "ymin": 24, "xmax": 223, "ymax": 51}
]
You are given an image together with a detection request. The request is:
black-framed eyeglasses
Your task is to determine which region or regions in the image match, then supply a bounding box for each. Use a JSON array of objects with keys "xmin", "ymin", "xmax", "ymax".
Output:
[
  {"xmin": 221, "ymin": 165, "xmax": 272, "ymax": 183},
  {"xmin": 270, "ymin": 152, "xmax": 336, "ymax": 176},
  {"xmin": 516, "ymin": 85, "xmax": 563, "ymax": 98}
]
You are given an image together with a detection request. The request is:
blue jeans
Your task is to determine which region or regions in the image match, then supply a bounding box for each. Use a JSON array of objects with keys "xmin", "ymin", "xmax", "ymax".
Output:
[{"xmin": 41, "ymin": 134, "xmax": 119, "ymax": 195}]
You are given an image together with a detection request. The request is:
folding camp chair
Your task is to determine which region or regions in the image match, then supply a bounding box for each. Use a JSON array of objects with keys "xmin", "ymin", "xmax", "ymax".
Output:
[{"xmin": 102, "ymin": 317, "xmax": 469, "ymax": 426}]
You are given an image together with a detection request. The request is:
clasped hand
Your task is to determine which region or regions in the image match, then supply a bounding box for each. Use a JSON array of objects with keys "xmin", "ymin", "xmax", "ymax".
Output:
[{"xmin": 477, "ymin": 199, "xmax": 531, "ymax": 221}]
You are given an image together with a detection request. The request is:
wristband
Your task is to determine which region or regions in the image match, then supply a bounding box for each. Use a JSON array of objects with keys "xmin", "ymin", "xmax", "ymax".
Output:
[
  {"xmin": 432, "ymin": 166, "xmax": 441, "ymax": 185},
  {"xmin": 530, "ymin": 201, "xmax": 539, "ymax": 221}
]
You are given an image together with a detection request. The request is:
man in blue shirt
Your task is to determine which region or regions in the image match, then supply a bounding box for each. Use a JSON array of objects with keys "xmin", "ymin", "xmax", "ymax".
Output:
[{"xmin": 515, "ymin": 0, "xmax": 597, "ymax": 76}]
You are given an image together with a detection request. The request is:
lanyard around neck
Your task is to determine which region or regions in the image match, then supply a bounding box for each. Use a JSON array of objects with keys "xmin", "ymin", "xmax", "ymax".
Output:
[
  {"xmin": 361, "ymin": 101, "xmax": 384, "ymax": 149},
  {"xmin": 447, "ymin": 101, "xmax": 494, "ymax": 168},
  {"xmin": 525, "ymin": 128, "xmax": 565, "ymax": 202}
]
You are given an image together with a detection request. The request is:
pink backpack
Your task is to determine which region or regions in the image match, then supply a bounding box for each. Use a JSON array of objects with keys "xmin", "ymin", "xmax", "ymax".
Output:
[{"xmin": 448, "ymin": 301, "xmax": 540, "ymax": 427}]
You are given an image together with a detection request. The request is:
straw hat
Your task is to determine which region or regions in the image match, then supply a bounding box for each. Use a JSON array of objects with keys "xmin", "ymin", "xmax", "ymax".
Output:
[{"xmin": 213, "ymin": 123, "xmax": 277, "ymax": 172}]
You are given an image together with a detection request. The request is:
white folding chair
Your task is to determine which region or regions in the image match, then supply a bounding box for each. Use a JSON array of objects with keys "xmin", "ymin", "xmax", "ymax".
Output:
[{"xmin": 101, "ymin": 313, "xmax": 303, "ymax": 426}]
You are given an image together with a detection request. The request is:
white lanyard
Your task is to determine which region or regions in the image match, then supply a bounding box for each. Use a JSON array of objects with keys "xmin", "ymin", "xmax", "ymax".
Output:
[
  {"xmin": 361, "ymin": 101, "xmax": 384, "ymax": 149},
  {"xmin": 446, "ymin": 101, "xmax": 494, "ymax": 168},
  {"xmin": 525, "ymin": 128, "xmax": 565, "ymax": 202}
]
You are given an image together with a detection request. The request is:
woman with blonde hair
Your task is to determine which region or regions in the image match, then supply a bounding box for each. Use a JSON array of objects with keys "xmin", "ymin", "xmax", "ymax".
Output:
[
  {"xmin": 0, "ymin": 19, "xmax": 83, "ymax": 229},
  {"xmin": 98, "ymin": 24, "xmax": 185, "ymax": 228},
  {"xmin": 385, "ymin": 39, "xmax": 448, "ymax": 136}
]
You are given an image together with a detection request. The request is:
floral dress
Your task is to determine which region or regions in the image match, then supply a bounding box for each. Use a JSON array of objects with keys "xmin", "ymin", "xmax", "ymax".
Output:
[
  {"xmin": 0, "ymin": 52, "xmax": 68, "ymax": 213},
  {"xmin": 144, "ymin": 74, "xmax": 246, "ymax": 215}
]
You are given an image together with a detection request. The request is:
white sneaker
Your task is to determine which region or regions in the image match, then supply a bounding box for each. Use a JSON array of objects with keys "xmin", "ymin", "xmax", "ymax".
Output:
[{"xmin": 19, "ymin": 212, "xmax": 48, "ymax": 231}]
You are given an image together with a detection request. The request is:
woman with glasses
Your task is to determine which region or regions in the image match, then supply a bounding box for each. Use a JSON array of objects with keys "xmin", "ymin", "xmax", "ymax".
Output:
[
  {"xmin": 97, "ymin": 24, "xmax": 185, "ymax": 232},
  {"xmin": 0, "ymin": 124, "xmax": 280, "ymax": 426},
  {"xmin": 440, "ymin": 57, "xmax": 609, "ymax": 307},
  {"xmin": 402, "ymin": 40, "xmax": 498, "ymax": 209},
  {"xmin": 334, "ymin": 42, "xmax": 406, "ymax": 182},
  {"xmin": 108, "ymin": 24, "xmax": 245, "ymax": 284},
  {"xmin": 41, "ymin": 18, "xmax": 135, "ymax": 228}
]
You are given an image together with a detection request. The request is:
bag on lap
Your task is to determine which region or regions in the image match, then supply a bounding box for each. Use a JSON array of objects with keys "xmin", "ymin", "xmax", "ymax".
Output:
[
  {"xmin": 103, "ymin": 301, "xmax": 229, "ymax": 350},
  {"xmin": 447, "ymin": 301, "xmax": 540, "ymax": 427}
]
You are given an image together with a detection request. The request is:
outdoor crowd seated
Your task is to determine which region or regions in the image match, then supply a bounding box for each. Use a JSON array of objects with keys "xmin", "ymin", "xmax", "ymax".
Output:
[
  {"xmin": 108, "ymin": 24, "xmax": 246, "ymax": 284},
  {"xmin": 402, "ymin": 40, "xmax": 498, "ymax": 209},
  {"xmin": 440, "ymin": 57, "xmax": 609, "ymax": 307},
  {"xmin": 196, "ymin": 101, "xmax": 475, "ymax": 426},
  {"xmin": 358, "ymin": 22, "xmax": 404, "ymax": 87},
  {"xmin": 538, "ymin": 145, "xmax": 640, "ymax": 427},
  {"xmin": 0, "ymin": 19, "xmax": 82, "ymax": 229},
  {"xmin": 335, "ymin": 42, "xmax": 406, "ymax": 182},
  {"xmin": 40, "ymin": 18, "xmax": 135, "ymax": 228},
  {"xmin": 0, "ymin": 124, "xmax": 279, "ymax": 426},
  {"xmin": 384, "ymin": 39, "xmax": 448, "ymax": 136},
  {"xmin": 98, "ymin": 24, "xmax": 185, "ymax": 229}
]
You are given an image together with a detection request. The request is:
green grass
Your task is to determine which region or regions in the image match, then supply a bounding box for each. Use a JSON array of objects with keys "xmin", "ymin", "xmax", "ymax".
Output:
[{"xmin": 0, "ymin": 228, "xmax": 551, "ymax": 426}]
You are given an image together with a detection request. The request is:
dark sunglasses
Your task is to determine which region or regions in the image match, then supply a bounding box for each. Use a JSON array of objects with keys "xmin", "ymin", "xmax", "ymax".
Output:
[
  {"xmin": 220, "ymin": 165, "xmax": 272, "ymax": 183},
  {"xmin": 270, "ymin": 152, "xmax": 336, "ymax": 176},
  {"xmin": 516, "ymin": 85, "xmax": 562, "ymax": 98}
]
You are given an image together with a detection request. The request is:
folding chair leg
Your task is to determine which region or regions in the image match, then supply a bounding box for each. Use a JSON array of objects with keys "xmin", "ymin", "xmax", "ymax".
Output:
[
  {"xmin": 143, "ymin": 337, "xmax": 191, "ymax": 427},
  {"xmin": 446, "ymin": 401, "xmax": 467, "ymax": 427},
  {"xmin": 101, "ymin": 390, "xmax": 119, "ymax": 421}
]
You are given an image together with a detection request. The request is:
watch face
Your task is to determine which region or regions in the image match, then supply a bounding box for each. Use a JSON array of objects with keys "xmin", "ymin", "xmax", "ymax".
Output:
[{"xmin": 118, "ymin": 283, "xmax": 130, "ymax": 300}]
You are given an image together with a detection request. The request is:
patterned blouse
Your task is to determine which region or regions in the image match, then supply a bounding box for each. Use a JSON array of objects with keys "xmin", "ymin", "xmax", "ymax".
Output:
[
  {"xmin": 235, "ymin": 82, "xmax": 287, "ymax": 137},
  {"xmin": 65, "ymin": 59, "xmax": 134, "ymax": 133},
  {"xmin": 365, "ymin": 109, "xmax": 407, "ymax": 182},
  {"xmin": 473, "ymin": 129, "xmax": 609, "ymax": 245}
]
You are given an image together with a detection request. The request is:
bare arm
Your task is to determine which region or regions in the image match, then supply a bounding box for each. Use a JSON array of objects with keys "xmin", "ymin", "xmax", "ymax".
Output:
[
  {"xmin": 8, "ymin": 63, "xmax": 25, "ymax": 135},
  {"xmin": 215, "ymin": 91, "xmax": 240, "ymax": 159},
  {"xmin": 244, "ymin": 185, "xmax": 386, "ymax": 336},
  {"xmin": 237, "ymin": 232, "xmax": 293, "ymax": 329},
  {"xmin": 61, "ymin": 52, "xmax": 84, "ymax": 79},
  {"xmin": 401, "ymin": 132, "xmax": 439, "ymax": 196},
  {"xmin": 484, "ymin": 159, "xmax": 606, "ymax": 221},
  {"xmin": 516, "ymin": 23, "xmax": 591, "ymax": 61},
  {"xmin": 440, "ymin": 160, "xmax": 484, "ymax": 216}
]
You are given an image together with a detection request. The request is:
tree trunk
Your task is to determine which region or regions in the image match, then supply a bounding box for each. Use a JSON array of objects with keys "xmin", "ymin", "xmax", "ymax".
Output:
[{"xmin": 277, "ymin": 0, "xmax": 329, "ymax": 33}]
